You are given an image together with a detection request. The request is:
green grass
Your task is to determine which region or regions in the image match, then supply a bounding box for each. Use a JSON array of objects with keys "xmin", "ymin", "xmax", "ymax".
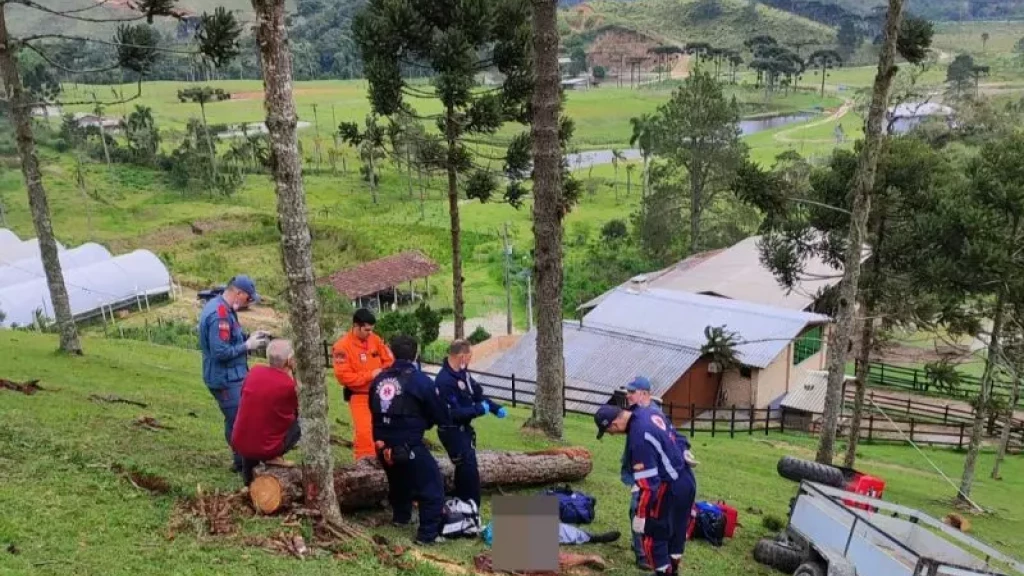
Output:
[
  {"xmin": 578, "ymin": 0, "xmax": 836, "ymax": 51},
  {"xmin": 931, "ymin": 21, "xmax": 1024, "ymax": 56},
  {"xmin": 3, "ymin": 330, "xmax": 1024, "ymax": 575}
]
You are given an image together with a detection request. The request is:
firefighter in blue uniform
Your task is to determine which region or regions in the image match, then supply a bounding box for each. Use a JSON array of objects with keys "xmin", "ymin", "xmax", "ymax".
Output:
[
  {"xmin": 370, "ymin": 334, "xmax": 451, "ymax": 545},
  {"xmin": 435, "ymin": 339, "xmax": 507, "ymax": 507},
  {"xmin": 596, "ymin": 403, "xmax": 697, "ymax": 575},
  {"xmin": 198, "ymin": 275, "xmax": 269, "ymax": 471},
  {"xmin": 617, "ymin": 377, "xmax": 699, "ymax": 570}
]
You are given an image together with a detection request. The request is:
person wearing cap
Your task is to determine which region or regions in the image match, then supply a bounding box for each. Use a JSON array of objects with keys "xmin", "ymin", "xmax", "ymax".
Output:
[
  {"xmin": 198, "ymin": 275, "xmax": 270, "ymax": 471},
  {"xmin": 435, "ymin": 339, "xmax": 507, "ymax": 508},
  {"xmin": 332, "ymin": 308, "xmax": 395, "ymax": 460},
  {"xmin": 596, "ymin": 403, "xmax": 697, "ymax": 576},
  {"xmin": 618, "ymin": 376, "xmax": 699, "ymax": 569}
]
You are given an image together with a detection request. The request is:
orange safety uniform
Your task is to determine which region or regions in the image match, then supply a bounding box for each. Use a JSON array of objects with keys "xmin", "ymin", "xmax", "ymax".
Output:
[{"xmin": 332, "ymin": 331, "xmax": 395, "ymax": 459}]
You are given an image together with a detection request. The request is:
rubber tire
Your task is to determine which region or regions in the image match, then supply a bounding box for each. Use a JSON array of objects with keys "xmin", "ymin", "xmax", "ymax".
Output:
[
  {"xmin": 794, "ymin": 560, "xmax": 827, "ymax": 576},
  {"xmin": 752, "ymin": 538, "xmax": 805, "ymax": 574},
  {"xmin": 776, "ymin": 456, "xmax": 846, "ymax": 488}
]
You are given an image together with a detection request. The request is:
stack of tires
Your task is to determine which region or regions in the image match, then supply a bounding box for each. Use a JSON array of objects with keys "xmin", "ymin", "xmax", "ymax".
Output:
[{"xmin": 751, "ymin": 456, "xmax": 848, "ymax": 576}]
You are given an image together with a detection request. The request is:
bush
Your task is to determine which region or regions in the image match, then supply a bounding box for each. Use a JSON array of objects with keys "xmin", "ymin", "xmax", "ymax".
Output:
[
  {"xmin": 468, "ymin": 325, "xmax": 491, "ymax": 345},
  {"xmin": 375, "ymin": 311, "xmax": 420, "ymax": 344},
  {"xmin": 600, "ymin": 219, "xmax": 628, "ymax": 242},
  {"xmin": 592, "ymin": 65, "xmax": 606, "ymax": 80}
]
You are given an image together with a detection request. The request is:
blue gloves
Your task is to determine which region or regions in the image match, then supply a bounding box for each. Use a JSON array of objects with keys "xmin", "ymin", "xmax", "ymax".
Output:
[
  {"xmin": 478, "ymin": 400, "xmax": 491, "ymax": 415},
  {"xmin": 496, "ymin": 407, "xmax": 508, "ymax": 419}
]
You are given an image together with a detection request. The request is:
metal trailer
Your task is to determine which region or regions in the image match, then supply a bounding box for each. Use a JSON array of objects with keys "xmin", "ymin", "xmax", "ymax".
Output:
[{"xmin": 782, "ymin": 482, "xmax": 1024, "ymax": 576}]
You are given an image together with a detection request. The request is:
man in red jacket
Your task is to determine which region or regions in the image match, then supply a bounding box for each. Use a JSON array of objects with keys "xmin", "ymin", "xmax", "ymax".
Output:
[{"xmin": 231, "ymin": 339, "xmax": 301, "ymax": 485}]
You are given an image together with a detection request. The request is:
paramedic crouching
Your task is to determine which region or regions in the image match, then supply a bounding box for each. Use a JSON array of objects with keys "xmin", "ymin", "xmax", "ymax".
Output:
[
  {"xmin": 595, "ymin": 404, "xmax": 697, "ymax": 576},
  {"xmin": 369, "ymin": 334, "xmax": 450, "ymax": 545}
]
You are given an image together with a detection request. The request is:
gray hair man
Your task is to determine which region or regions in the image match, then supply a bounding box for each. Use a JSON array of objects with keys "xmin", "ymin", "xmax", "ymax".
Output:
[{"xmin": 230, "ymin": 338, "xmax": 302, "ymax": 485}]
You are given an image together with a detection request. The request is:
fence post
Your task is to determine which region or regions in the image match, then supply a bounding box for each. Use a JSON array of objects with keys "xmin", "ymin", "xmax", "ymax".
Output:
[
  {"xmin": 730, "ymin": 405, "xmax": 736, "ymax": 438},
  {"xmin": 765, "ymin": 407, "xmax": 770, "ymax": 435},
  {"xmin": 880, "ymin": 362, "xmax": 885, "ymax": 385},
  {"xmin": 944, "ymin": 405, "xmax": 949, "ymax": 425},
  {"xmin": 711, "ymin": 407, "xmax": 717, "ymax": 437},
  {"xmin": 906, "ymin": 397, "xmax": 912, "ymax": 416},
  {"xmin": 913, "ymin": 369, "xmax": 919, "ymax": 391},
  {"xmin": 749, "ymin": 407, "xmax": 755, "ymax": 435},
  {"xmin": 910, "ymin": 418, "xmax": 915, "ymax": 443},
  {"xmin": 780, "ymin": 408, "xmax": 786, "ymax": 434},
  {"xmin": 690, "ymin": 404, "xmax": 696, "ymax": 437},
  {"xmin": 562, "ymin": 383, "xmax": 567, "ymax": 417},
  {"xmin": 959, "ymin": 422, "xmax": 965, "ymax": 449},
  {"xmin": 511, "ymin": 374, "xmax": 517, "ymax": 408}
]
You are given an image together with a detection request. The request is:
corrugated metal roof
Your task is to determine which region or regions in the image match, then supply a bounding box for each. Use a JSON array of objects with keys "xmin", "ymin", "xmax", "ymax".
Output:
[
  {"xmin": 582, "ymin": 287, "xmax": 829, "ymax": 369},
  {"xmin": 781, "ymin": 370, "xmax": 854, "ymax": 413},
  {"xmin": 650, "ymin": 236, "xmax": 843, "ymax": 311},
  {"xmin": 475, "ymin": 321, "xmax": 701, "ymax": 415}
]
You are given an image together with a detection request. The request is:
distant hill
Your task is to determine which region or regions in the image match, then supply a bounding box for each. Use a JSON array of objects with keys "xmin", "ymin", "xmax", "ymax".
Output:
[
  {"xmin": 566, "ymin": 0, "xmax": 836, "ymax": 51},
  {"xmin": 764, "ymin": 0, "xmax": 1024, "ymax": 23}
]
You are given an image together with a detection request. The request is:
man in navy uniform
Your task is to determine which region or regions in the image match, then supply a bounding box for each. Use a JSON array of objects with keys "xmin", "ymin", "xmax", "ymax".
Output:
[
  {"xmin": 370, "ymin": 334, "xmax": 451, "ymax": 545},
  {"xmin": 596, "ymin": 404, "xmax": 697, "ymax": 576},
  {"xmin": 198, "ymin": 275, "xmax": 269, "ymax": 471},
  {"xmin": 435, "ymin": 339, "xmax": 506, "ymax": 507},
  {"xmin": 619, "ymin": 377, "xmax": 699, "ymax": 569}
]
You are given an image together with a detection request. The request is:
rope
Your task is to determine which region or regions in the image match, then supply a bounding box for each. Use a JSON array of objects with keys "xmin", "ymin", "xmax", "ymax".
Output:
[{"xmin": 865, "ymin": 393, "xmax": 986, "ymax": 513}]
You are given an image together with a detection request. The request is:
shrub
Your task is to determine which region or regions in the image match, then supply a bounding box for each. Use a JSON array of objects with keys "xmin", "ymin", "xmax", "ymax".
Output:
[
  {"xmin": 600, "ymin": 219, "xmax": 628, "ymax": 242},
  {"xmin": 468, "ymin": 325, "xmax": 491, "ymax": 345},
  {"xmin": 592, "ymin": 65, "xmax": 606, "ymax": 80}
]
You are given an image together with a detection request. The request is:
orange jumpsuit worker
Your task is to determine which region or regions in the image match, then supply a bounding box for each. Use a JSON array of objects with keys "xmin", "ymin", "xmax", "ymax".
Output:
[{"xmin": 333, "ymin": 308, "xmax": 394, "ymax": 460}]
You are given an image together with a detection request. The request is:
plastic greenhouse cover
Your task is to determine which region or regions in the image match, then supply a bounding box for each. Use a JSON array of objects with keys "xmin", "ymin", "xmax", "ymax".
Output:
[
  {"xmin": 0, "ymin": 250, "xmax": 171, "ymax": 328},
  {"xmin": 0, "ymin": 243, "xmax": 113, "ymax": 289},
  {"xmin": 0, "ymin": 238, "xmax": 67, "ymax": 266}
]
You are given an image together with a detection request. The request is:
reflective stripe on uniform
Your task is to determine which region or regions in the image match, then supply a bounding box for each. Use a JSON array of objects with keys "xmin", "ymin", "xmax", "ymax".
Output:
[
  {"xmin": 644, "ymin": 432, "xmax": 679, "ymax": 481},
  {"xmin": 633, "ymin": 468, "xmax": 658, "ymax": 481}
]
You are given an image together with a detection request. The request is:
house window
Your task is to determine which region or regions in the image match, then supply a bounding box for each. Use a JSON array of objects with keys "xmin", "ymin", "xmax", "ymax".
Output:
[{"xmin": 793, "ymin": 325, "xmax": 823, "ymax": 365}]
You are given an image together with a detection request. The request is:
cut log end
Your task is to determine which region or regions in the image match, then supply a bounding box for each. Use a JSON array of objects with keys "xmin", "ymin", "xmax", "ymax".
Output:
[{"xmin": 250, "ymin": 476, "xmax": 285, "ymax": 515}]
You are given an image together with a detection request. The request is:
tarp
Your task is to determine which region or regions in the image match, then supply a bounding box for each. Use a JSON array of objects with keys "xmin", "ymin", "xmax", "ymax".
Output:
[
  {"xmin": 0, "ymin": 237, "xmax": 67, "ymax": 266},
  {"xmin": 0, "ymin": 229, "xmax": 20, "ymax": 253},
  {"xmin": 0, "ymin": 243, "xmax": 112, "ymax": 289},
  {"xmin": 0, "ymin": 250, "xmax": 171, "ymax": 327}
]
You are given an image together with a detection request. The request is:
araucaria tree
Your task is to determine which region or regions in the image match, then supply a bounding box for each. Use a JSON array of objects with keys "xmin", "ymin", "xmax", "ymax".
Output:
[
  {"xmin": 650, "ymin": 70, "xmax": 746, "ymax": 254},
  {"xmin": 354, "ymin": 0, "xmax": 534, "ymax": 339},
  {"xmin": 177, "ymin": 86, "xmax": 231, "ymax": 178},
  {"xmin": 250, "ymin": 0, "xmax": 349, "ymax": 528},
  {"xmin": 809, "ymin": 0, "xmax": 930, "ymax": 465},
  {"xmin": 807, "ymin": 49, "xmax": 842, "ymax": 97},
  {"xmin": 0, "ymin": 0, "xmax": 239, "ymax": 354}
]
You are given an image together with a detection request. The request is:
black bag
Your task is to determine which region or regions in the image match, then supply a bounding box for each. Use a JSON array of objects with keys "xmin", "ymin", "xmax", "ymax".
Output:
[
  {"xmin": 542, "ymin": 485, "xmax": 596, "ymax": 525},
  {"xmin": 694, "ymin": 505, "xmax": 727, "ymax": 547}
]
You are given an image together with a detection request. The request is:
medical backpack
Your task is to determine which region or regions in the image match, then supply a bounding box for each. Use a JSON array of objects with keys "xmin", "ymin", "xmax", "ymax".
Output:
[
  {"xmin": 542, "ymin": 485, "xmax": 597, "ymax": 525},
  {"xmin": 441, "ymin": 498, "xmax": 482, "ymax": 539}
]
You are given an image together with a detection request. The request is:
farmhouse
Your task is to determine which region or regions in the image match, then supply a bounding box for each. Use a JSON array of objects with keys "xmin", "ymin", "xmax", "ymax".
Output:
[{"xmin": 479, "ymin": 287, "xmax": 830, "ymax": 422}]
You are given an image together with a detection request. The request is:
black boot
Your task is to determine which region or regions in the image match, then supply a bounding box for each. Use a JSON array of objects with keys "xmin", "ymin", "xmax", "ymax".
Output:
[{"xmin": 586, "ymin": 530, "xmax": 621, "ymax": 544}]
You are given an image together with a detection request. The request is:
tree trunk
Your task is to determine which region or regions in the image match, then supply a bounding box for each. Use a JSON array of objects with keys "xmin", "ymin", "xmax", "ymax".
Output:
[
  {"xmin": 526, "ymin": 0, "xmax": 565, "ymax": 440},
  {"xmin": 844, "ymin": 305, "xmax": 875, "ymax": 468},
  {"xmin": 689, "ymin": 166, "xmax": 702, "ymax": 254},
  {"xmin": 642, "ymin": 154, "xmax": 650, "ymax": 201},
  {"xmin": 367, "ymin": 143, "xmax": 378, "ymax": 204},
  {"xmin": 250, "ymin": 0, "xmax": 344, "ymax": 528},
  {"xmin": 991, "ymin": 373, "xmax": 1019, "ymax": 480},
  {"xmin": 200, "ymin": 101, "xmax": 218, "ymax": 179},
  {"xmin": 0, "ymin": 9, "xmax": 81, "ymax": 354},
  {"xmin": 816, "ymin": 0, "xmax": 905, "ymax": 466},
  {"xmin": 445, "ymin": 105, "xmax": 466, "ymax": 340},
  {"xmin": 820, "ymin": 65, "xmax": 827, "ymax": 97},
  {"xmin": 959, "ymin": 289, "xmax": 1006, "ymax": 504},
  {"xmin": 252, "ymin": 448, "xmax": 594, "ymax": 514}
]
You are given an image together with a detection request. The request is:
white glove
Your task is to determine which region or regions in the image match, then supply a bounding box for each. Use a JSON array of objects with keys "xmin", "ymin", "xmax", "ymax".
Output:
[
  {"xmin": 245, "ymin": 332, "xmax": 269, "ymax": 350},
  {"xmin": 632, "ymin": 516, "xmax": 646, "ymax": 534},
  {"xmin": 631, "ymin": 484, "xmax": 640, "ymax": 493},
  {"xmin": 684, "ymin": 450, "xmax": 699, "ymax": 467}
]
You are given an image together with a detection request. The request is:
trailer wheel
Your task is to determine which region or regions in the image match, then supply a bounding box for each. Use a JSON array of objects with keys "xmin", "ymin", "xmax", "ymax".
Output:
[
  {"xmin": 793, "ymin": 560, "xmax": 826, "ymax": 576},
  {"xmin": 777, "ymin": 456, "xmax": 845, "ymax": 488},
  {"xmin": 753, "ymin": 538, "xmax": 805, "ymax": 573}
]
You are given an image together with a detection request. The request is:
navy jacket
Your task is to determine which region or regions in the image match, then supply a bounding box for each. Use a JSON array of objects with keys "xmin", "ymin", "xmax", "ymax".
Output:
[
  {"xmin": 370, "ymin": 360, "xmax": 451, "ymax": 446},
  {"xmin": 198, "ymin": 295, "xmax": 248, "ymax": 389},
  {"xmin": 620, "ymin": 400, "xmax": 690, "ymax": 486},
  {"xmin": 626, "ymin": 406, "xmax": 691, "ymax": 494},
  {"xmin": 435, "ymin": 359, "xmax": 502, "ymax": 427}
]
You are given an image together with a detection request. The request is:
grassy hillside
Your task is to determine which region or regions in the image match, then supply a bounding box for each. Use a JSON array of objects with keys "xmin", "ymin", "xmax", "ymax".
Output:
[
  {"xmin": 576, "ymin": 0, "xmax": 836, "ymax": 50},
  {"xmin": 3, "ymin": 330, "xmax": 1023, "ymax": 575}
]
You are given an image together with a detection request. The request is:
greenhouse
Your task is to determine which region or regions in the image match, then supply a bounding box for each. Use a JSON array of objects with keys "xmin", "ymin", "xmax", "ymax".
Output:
[
  {"xmin": 0, "ymin": 250, "xmax": 172, "ymax": 328},
  {"xmin": 0, "ymin": 243, "xmax": 113, "ymax": 289},
  {"xmin": 0, "ymin": 235, "xmax": 66, "ymax": 265}
]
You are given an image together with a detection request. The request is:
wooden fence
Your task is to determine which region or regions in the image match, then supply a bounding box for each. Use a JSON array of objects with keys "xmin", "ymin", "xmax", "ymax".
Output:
[{"xmin": 859, "ymin": 360, "xmax": 1023, "ymax": 409}]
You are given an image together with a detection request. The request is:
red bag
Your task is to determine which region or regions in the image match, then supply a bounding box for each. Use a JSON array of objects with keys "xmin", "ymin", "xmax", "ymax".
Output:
[{"xmin": 715, "ymin": 501, "xmax": 739, "ymax": 538}]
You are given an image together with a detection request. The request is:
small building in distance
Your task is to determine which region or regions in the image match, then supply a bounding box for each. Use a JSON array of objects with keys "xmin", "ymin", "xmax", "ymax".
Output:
[
  {"xmin": 319, "ymin": 250, "xmax": 440, "ymax": 312},
  {"xmin": 72, "ymin": 113, "xmax": 122, "ymax": 132}
]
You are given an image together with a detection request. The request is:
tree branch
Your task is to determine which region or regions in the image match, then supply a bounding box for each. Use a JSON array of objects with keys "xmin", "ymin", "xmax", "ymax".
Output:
[
  {"xmin": 6, "ymin": 0, "xmax": 145, "ymax": 22},
  {"xmin": 19, "ymin": 35, "xmax": 196, "ymax": 56}
]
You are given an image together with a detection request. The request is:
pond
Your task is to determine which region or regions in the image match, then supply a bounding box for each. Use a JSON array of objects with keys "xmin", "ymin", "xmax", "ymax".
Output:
[{"xmin": 564, "ymin": 112, "xmax": 816, "ymax": 170}]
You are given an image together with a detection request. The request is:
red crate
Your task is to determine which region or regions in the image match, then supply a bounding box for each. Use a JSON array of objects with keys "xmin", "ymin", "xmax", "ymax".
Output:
[
  {"xmin": 715, "ymin": 501, "xmax": 739, "ymax": 538},
  {"xmin": 686, "ymin": 504, "xmax": 697, "ymax": 540},
  {"xmin": 842, "ymin": 472, "xmax": 886, "ymax": 511}
]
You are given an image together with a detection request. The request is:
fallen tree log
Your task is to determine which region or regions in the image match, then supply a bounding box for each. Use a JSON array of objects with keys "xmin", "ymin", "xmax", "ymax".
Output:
[{"xmin": 250, "ymin": 447, "xmax": 593, "ymax": 514}]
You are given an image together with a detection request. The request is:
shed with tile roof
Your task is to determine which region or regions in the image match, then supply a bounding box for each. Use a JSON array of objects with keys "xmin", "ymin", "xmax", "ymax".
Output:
[{"xmin": 319, "ymin": 250, "xmax": 439, "ymax": 310}]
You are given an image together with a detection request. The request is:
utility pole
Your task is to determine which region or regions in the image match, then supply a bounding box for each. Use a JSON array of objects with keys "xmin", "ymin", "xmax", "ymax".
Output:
[{"xmin": 502, "ymin": 222, "xmax": 513, "ymax": 336}]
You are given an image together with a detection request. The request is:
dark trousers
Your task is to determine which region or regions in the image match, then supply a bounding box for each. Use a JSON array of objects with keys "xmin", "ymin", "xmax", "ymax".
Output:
[
  {"xmin": 438, "ymin": 426, "xmax": 480, "ymax": 506},
  {"xmin": 630, "ymin": 490, "xmax": 644, "ymax": 563},
  {"xmin": 240, "ymin": 420, "xmax": 302, "ymax": 486},
  {"xmin": 209, "ymin": 383, "xmax": 244, "ymax": 470},
  {"xmin": 378, "ymin": 444, "xmax": 445, "ymax": 543},
  {"xmin": 639, "ymin": 471, "xmax": 697, "ymax": 574}
]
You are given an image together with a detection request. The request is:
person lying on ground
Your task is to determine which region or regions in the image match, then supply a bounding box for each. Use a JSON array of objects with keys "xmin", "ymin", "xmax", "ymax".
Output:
[{"xmin": 231, "ymin": 339, "xmax": 301, "ymax": 486}]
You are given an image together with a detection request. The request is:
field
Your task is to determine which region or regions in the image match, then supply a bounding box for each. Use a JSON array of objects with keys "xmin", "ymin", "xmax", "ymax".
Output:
[{"xmin": 3, "ymin": 330, "xmax": 1023, "ymax": 576}]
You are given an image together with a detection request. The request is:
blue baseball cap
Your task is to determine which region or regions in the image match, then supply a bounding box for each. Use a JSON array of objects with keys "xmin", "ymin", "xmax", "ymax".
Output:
[
  {"xmin": 626, "ymin": 376, "xmax": 652, "ymax": 392},
  {"xmin": 594, "ymin": 404, "xmax": 623, "ymax": 439},
  {"xmin": 229, "ymin": 275, "xmax": 260, "ymax": 303}
]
